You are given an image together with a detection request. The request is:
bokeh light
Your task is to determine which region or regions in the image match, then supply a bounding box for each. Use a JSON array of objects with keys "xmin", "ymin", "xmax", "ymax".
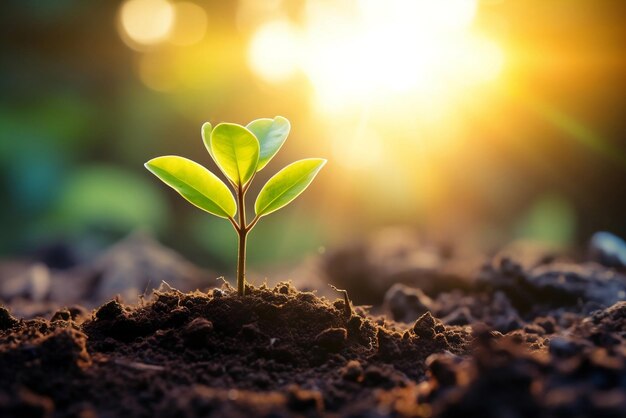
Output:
[
  {"xmin": 118, "ymin": 0, "xmax": 174, "ymax": 49},
  {"xmin": 169, "ymin": 2, "xmax": 208, "ymax": 46}
]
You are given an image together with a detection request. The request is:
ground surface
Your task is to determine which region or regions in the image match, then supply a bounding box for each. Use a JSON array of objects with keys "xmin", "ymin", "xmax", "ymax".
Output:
[{"xmin": 1, "ymin": 231, "xmax": 626, "ymax": 417}]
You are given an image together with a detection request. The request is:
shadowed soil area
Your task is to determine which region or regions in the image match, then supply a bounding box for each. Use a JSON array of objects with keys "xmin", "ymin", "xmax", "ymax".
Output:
[{"xmin": 1, "ymin": 234, "xmax": 626, "ymax": 417}]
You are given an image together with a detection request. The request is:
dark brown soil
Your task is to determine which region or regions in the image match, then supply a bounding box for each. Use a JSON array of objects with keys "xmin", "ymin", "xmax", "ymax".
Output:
[
  {"xmin": 0, "ymin": 282, "xmax": 469, "ymax": 418},
  {"xmin": 2, "ymin": 233, "xmax": 626, "ymax": 417}
]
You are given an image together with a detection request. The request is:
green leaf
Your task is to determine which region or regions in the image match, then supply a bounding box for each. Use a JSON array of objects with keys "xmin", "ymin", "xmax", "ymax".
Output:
[
  {"xmin": 201, "ymin": 122, "xmax": 213, "ymax": 159},
  {"xmin": 210, "ymin": 123, "xmax": 259, "ymax": 186},
  {"xmin": 255, "ymin": 158, "xmax": 326, "ymax": 217},
  {"xmin": 145, "ymin": 156, "xmax": 236, "ymax": 219},
  {"xmin": 246, "ymin": 116, "xmax": 291, "ymax": 171}
]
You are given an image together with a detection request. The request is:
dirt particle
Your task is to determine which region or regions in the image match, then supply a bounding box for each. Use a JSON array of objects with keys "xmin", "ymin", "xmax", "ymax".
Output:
[
  {"xmin": 384, "ymin": 283, "xmax": 433, "ymax": 322},
  {"xmin": 95, "ymin": 300, "xmax": 125, "ymax": 321},
  {"xmin": 413, "ymin": 312, "xmax": 436, "ymax": 339},
  {"xmin": 182, "ymin": 318, "xmax": 213, "ymax": 348},
  {"xmin": 256, "ymin": 302, "xmax": 280, "ymax": 320},
  {"xmin": 377, "ymin": 329, "xmax": 401, "ymax": 359},
  {"xmin": 315, "ymin": 327, "xmax": 347, "ymax": 352},
  {"xmin": 286, "ymin": 386, "xmax": 323, "ymax": 412},
  {"xmin": 434, "ymin": 333, "xmax": 449, "ymax": 347},
  {"xmin": 298, "ymin": 292, "xmax": 318, "ymax": 304},
  {"xmin": 362, "ymin": 365, "xmax": 402, "ymax": 388},
  {"xmin": 241, "ymin": 323, "xmax": 264, "ymax": 341},
  {"xmin": 524, "ymin": 324, "xmax": 545, "ymax": 335},
  {"xmin": 51, "ymin": 309, "xmax": 71, "ymax": 322},
  {"xmin": 0, "ymin": 307, "xmax": 18, "ymax": 330},
  {"xmin": 341, "ymin": 360, "xmax": 364, "ymax": 382},
  {"xmin": 472, "ymin": 324, "xmax": 502, "ymax": 345},
  {"xmin": 38, "ymin": 328, "xmax": 91, "ymax": 369},
  {"xmin": 549, "ymin": 337, "xmax": 583, "ymax": 358},
  {"xmin": 67, "ymin": 306, "xmax": 89, "ymax": 321},
  {"xmin": 426, "ymin": 353, "xmax": 459, "ymax": 388},
  {"xmin": 166, "ymin": 306, "xmax": 190, "ymax": 327},
  {"xmin": 333, "ymin": 299, "xmax": 346, "ymax": 311},
  {"xmin": 535, "ymin": 316, "xmax": 556, "ymax": 334}
]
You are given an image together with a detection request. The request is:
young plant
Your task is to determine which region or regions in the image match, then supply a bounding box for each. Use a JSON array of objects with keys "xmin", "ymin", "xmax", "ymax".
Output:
[{"xmin": 145, "ymin": 116, "xmax": 326, "ymax": 296}]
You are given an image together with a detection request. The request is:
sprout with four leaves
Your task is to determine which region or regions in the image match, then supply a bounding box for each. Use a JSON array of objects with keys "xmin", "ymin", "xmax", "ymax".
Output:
[{"xmin": 145, "ymin": 116, "xmax": 326, "ymax": 296}]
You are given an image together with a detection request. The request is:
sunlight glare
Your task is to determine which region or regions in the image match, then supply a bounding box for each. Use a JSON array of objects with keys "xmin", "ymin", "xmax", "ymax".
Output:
[
  {"xmin": 331, "ymin": 125, "xmax": 383, "ymax": 170},
  {"xmin": 247, "ymin": 20, "xmax": 301, "ymax": 83},
  {"xmin": 246, "ymin": 0, "xmax": 504, "ymax": 112},
  {"xmin": 357, "ymin": 0, "xmax": 477, "ymax": 33}
]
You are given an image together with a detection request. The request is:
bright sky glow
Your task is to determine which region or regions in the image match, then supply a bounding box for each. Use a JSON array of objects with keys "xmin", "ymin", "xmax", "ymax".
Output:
[
  {"xmin": 247, "ymin": 0, "xmax": 504, "ymax": 112},
  {"xmin": 247, "ymin": 20, "xmax": 301, "ymax": 83}
]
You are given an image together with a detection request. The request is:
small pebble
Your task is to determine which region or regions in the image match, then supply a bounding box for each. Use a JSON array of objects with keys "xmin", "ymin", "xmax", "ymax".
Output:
[
  {"xmin": 413, "ymin": 312, "xmax": 436, "ymax": 339},
  {"xmin": 589, "ymin": 231, "xmax": 626, "ymax": 268}
]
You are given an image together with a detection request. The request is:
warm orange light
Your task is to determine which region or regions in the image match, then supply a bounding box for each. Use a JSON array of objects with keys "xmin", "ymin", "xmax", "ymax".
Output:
[
  {"xmin": 136, "ymin": 52, "xmax": 178, "ymax": 92},
  {"xmin": 169, "ymin": 2, "xmax": 208, "ymax": 46},
  {"xmin": 246, "ymin": 0, "xmax": 504, "ymax": 115}
]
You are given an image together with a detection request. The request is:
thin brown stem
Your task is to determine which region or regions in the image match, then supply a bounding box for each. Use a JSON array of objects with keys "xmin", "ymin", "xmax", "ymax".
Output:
[
  {"xmin": 227, "ymin": 216, "xmax": 239, "ymax": 231},
  {"xmin": 242, "ymin": 172, "xmax": 257, "ymax": 194},
  {"xmin": 236, "ymin": 229, "xmax": 247, "ymax": 296},
  {"xmin": 236, "ymin": 183, "xmax": 247, "ymax": 296},
  {"xmin": 246, "ymin": 214, "xmax": 261, "ymax": 232}
]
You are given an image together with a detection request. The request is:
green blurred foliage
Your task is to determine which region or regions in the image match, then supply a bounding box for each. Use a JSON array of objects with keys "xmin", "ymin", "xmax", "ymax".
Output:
[
  {"xmin": 515, "ymin": 194, "xmax": 577, "ymax": 247},
  {"xmin": 50, "ymin": 165, "xmax": 168, "ymax": 235},
  {"xmin": 1, "ymin": 0, "xmax": 626, "ymax": 270},
  {"xmin": 188, "ymin": 210, "xmax": 325, "ymax": 272}
]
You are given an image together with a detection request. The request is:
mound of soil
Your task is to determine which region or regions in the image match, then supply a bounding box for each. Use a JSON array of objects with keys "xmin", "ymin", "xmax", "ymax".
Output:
[
  {"xmin": 0, "ymin": 283, "xmax": 469, "ymax": 417},
  {"xmin": 2, "ymin": 234, "xmax": 626, "ymax": 417}
]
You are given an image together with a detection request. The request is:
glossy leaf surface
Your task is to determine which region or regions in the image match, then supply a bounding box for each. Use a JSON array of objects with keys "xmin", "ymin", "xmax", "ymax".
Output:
[
  {"xmin": 210, "ymin": 123, "xmax": 259, "ymax": 186},
  {"xmin": 255, "ymin": 158, "xmax": 326, "ymax": 217},
  {"xmin": 201, "ymin": 122, "xmax": 213, "ymax": 159},
  {"xmin": 145, "ymin": 156, "xmax": 236, "ymax": 218},
  {"xmin": 246, "ymin": 116, "xmax": 290, "ymax": 171}
]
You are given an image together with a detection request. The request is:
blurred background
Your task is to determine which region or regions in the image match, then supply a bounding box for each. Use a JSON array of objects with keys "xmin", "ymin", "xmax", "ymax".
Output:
[{"xmin": 2, "ymin": 0, "xmax": 626, "ymax": 279}]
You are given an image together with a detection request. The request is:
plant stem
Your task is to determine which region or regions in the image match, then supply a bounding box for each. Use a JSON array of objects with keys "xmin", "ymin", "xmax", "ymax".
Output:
[
  {"xmin": 236, "ymin": 183, "xmax": 247, "ymax": 296},
  {"xmin": 237, "ymin": 228, "xmax": 247, "ymax": 296}
]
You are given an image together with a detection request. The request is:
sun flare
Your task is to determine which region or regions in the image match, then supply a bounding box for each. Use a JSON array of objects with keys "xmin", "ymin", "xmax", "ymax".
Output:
[{"xmin": 248, "ymin": 0, "xmax": 504, "ymax": 112}]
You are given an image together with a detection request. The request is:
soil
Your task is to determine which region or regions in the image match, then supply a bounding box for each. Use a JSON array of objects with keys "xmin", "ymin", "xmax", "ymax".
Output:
[
  {"xmin": 1, "ymin": 232, "xmax": 626, "ymax": 417},
  {"xmin": 0, "ymin": 282, "xmax": 469, "ymax": 417}
]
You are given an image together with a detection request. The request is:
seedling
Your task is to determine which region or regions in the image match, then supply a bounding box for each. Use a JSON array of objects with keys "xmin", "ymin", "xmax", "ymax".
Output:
[{"xmin": 145, "ymin": 116, "xmax": 326, "ymax": 296}]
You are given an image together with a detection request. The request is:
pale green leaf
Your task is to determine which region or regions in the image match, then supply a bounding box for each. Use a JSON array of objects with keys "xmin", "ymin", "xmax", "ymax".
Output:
[
  {"xmin": 255, "ymin": 158, "xmax": 326, "ymax": 217},
  {"xmin": 201, "ymin": 122, "xmax": 213, "ymax": 159},
  {"xmin": 210, "ymin": 123, "xmax": 259, "ymax": 186},
  {"xmin": 246, "ymin": 116, "xmax": 290, "ymax": 171},
  {"xmin": 145, "ymin": 156, "xmax": 236, "ymax": 218}
]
